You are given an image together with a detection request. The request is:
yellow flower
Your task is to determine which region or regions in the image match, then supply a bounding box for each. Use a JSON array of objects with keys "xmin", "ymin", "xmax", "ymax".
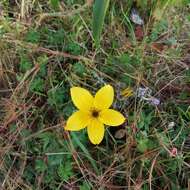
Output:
[
  {"xmin": 65, "ymin": 85, "xmax": 125, "ymax": 145},
  {"xmin": 121, "ymin": 87, "xmax": 133, "ymax": 98}
]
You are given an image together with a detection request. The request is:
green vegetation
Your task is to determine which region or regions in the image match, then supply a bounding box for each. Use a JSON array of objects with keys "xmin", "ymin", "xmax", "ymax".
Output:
[{"xmin": 0, "ymin": 0, "xmax": 190, "ymax": 189}]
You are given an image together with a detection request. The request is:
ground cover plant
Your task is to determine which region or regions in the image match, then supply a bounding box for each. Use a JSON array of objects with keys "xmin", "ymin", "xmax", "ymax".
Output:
[{"xmin": 0, "ymin": 0, "xmax": 190, "ymax": 189}]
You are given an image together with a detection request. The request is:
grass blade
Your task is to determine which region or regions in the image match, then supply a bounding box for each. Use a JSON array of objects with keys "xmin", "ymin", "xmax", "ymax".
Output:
[
  {"xmin": 71, "ymin": 133, "xmax": 99, "ymax": 174},
  {"xmin": 92, "ymin": 0, "xmax": 110, "ymax": 47}
]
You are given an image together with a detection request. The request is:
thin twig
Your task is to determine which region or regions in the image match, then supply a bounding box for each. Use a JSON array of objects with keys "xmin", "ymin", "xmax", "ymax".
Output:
[{"xmin": 149, "ymin": 152, "xmax": 160, "ymax": 190}]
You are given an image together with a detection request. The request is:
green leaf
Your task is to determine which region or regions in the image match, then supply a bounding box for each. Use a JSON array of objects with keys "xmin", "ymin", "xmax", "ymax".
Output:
[
  {"xmin": 35, "ymin": 55, "xmax": 48, "ymax": 77},
  {"xmin": 25, "ymin": 29, "xmax": 40, "ymax": 43},
  {"xmin": 47, "ymin": 87, "xmax": 67, "ymax": 110},
  {"xmin": 136, "ymin": 0, "xmax": 148, "ymax": 9},
  {"xmin": 37, "ymin": 132, "xmax": 53, "ymax": 151},
  {"xmin": 19, "ymin": 56, "xmax": 32, "ymax": 72},
  {"xmin": 50, "ymin": 0, "xmax": 60, "ymax": 10},
  {"xmin": 20, "ymin": 128, "xmax": 31, "ymax": 138},
  {"xmin": 92, "ymin": 0, "xmax": 110, "ymax": 47},
  {"xmin": 72, "ymin": 62, "xmax": 86, "ymax": 77},
  {"xmin": 35, "ymin": 159, "xmax": 47, "ymax": 173},
  {"xmin": 58, "ymin": 162, "xmax": 73, "ymax": 181},
  {"xmin": 30, "ymin": 77, "xmax": 45, "ymax": 93},
  {"xmin": 80, "ymin": 181, "xmax": 91, "ymax": 190},
  {"xmin": 48, "ymin": 155, "xmax": 64, "ymax": 166},
  {"xmin": 137, "ymin": 138, "xmax": 156, "ymax": 153}
]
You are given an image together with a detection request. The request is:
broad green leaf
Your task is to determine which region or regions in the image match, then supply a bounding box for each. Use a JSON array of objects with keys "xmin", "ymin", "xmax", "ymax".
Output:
[{"xmin": 92, "ymin": 0, "xmax": 110, "ymax": 47}]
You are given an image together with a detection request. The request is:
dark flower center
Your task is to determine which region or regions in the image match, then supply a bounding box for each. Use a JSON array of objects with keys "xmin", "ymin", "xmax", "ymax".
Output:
[{"xmin": 92, "ymin": 110, "xmax": 99, "ymax": 118}]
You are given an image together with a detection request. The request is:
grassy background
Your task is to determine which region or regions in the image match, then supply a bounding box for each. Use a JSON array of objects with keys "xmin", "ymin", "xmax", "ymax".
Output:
[{"xmin": 0, "ymin": 0, "xmax": 190, "ymax": 189}]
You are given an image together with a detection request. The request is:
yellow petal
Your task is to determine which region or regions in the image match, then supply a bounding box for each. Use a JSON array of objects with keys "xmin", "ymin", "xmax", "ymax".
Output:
[
  {"xmin": 87, "ymin": 119, "xmax": 105, "ymax": 145},
  {"xmin": 99, "ymin": 109, "xmax": 125, "ymax": 126},
  {"xmin": 65, "ymin": 111, "xmax": 90, "ymax": 131},
  {"xmin": 71, "ymin": 87, "xmax": 94, "ymax": 111},
  {"xmin": 94, "ymin": 85, "xmax": 114, "ymax": 110}
]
